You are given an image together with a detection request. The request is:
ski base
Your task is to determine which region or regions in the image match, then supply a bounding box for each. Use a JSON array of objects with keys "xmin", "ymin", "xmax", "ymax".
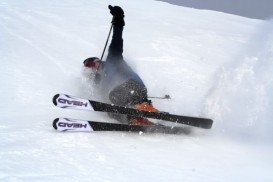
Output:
[{"xmin": 53, "ymin": 118, "xmax": 191, "ymax": 134}]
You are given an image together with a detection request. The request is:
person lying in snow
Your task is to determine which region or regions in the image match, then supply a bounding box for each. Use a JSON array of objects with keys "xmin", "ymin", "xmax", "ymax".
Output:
[{"xmin": 83, "ymin": 5, "xmax": 158, "ymax": 125}]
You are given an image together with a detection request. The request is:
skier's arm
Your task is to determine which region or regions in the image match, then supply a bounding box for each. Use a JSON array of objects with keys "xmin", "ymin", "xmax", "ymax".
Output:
[{"xmin": 106, "ymin": 5, "xmax": 125, "ymax": 61}]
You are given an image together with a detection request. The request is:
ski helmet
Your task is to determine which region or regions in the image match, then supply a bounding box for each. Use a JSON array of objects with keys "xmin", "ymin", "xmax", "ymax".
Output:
[{"xmin": 83, "ymin": 57, "xmax": 100, "ymax": 68}]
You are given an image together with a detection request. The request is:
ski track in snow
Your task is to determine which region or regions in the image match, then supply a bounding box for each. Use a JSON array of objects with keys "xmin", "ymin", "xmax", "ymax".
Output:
[{"xmin": 1, "ymin": 0, "xmax": 273, "ymax": 181}]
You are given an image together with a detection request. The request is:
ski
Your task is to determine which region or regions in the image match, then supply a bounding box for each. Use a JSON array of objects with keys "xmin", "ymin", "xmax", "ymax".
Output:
[
  {"xmin": 53, "ymin": 94, "xmax": 213, "ymax": 129},
  {"xmin": 53, "ymin": 118, "xmax": 190, "ymax": 134}
]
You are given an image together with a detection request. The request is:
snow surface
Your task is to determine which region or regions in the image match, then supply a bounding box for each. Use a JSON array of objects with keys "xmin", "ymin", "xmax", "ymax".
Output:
[{"xmin": 1, "ymin": 0, "xmax": 273, "ymax": 181}]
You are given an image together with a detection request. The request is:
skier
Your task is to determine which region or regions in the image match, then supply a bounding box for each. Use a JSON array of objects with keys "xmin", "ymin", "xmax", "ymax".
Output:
[{"xmin": 83, "ymin": 5, "xmax": 157, "ymax": 125}]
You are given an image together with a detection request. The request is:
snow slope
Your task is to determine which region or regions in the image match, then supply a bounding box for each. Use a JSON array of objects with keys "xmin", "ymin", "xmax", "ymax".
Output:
[{"xmin": 1, "ymin": 0, "xmax": 273, "ymax": 181}]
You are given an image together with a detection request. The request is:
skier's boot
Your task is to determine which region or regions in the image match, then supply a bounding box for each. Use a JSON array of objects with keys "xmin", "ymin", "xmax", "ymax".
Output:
[
  {"xmin": 130, "ymin": 102, "xmax": 158, "ymax": 125},
  {"xmin": 134, "ymin": 102, "xmax": 158, "ymax": 112}
]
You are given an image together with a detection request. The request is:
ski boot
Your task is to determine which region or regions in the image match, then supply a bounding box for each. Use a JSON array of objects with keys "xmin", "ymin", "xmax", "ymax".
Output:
[{"xmin": 130, "ymin": 102, "xmax": 158, "ymax": 125}]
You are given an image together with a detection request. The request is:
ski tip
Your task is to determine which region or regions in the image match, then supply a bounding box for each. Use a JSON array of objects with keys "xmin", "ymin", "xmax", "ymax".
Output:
[
  {"xmin": 52, "ymin": 94, "xmax": 60, "ymax": 106},
  {"xmin": 53, "ymin": 118, "xmax": 59, "ymax": 130}
]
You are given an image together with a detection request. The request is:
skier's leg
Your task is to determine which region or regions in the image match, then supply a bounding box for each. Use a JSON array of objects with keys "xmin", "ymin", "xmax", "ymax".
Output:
[
  {"xmin": 108, "ymin": 79, "xmax": 148, "ymax": 124},
  {"xmin": 106, "ymin": 26, "xmax": 124, "ymax": 61},
  {"xmin": 109, "ymin": 79, "xmax": 148, "ymax": 106},
  {"xmin": 106, "ymin": 6, "xmax": 125, "ymax": 61}
]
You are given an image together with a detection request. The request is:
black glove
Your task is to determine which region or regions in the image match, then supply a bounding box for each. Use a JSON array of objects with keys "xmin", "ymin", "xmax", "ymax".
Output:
[{"xmin": 108, "ymin": 5, "xmax": 125, "ymax": 26}]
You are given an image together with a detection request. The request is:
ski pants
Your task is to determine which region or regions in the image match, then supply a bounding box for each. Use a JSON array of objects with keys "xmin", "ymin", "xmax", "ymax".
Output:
[
  {"xmin": 107, "ymin": 79, "xmax": 148, "ymax": 124},
  {"xmin": 109, "ymin": 79, "xmax": 148, "ymax": 106}
]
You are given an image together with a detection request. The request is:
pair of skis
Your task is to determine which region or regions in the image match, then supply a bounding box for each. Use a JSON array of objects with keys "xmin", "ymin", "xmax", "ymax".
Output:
[{"xmin": 52, "ymin": 94, "xmax": 213, "ymax": 133}]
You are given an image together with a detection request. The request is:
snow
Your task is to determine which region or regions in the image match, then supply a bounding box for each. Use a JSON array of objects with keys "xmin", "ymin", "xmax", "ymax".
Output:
[{"xmin": 1, "ymin": 0, "xmax": 273, "ymax": 181}]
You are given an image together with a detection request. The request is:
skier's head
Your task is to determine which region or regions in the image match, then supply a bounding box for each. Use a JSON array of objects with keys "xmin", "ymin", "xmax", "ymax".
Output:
[{"xmin": 83, "ymin": 57, "xmax": 101, "ymax": 69}]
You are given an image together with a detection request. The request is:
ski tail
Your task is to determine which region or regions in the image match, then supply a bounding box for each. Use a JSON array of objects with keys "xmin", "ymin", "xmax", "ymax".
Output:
[
  {"xmin": 52, "ymin": 118, "xmax": 58, "ymax": 130},
  {"xmin": 52, "ymin": 94, "xmax": 59, "ymax": 106}
]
